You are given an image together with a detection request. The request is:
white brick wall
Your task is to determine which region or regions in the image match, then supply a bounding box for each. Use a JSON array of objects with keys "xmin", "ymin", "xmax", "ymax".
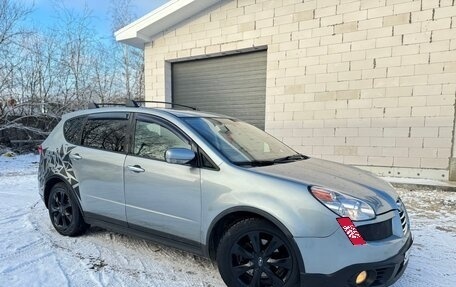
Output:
[{"xmin": 143, "ymin": 0, "xmax": 456, "ymax": 179}]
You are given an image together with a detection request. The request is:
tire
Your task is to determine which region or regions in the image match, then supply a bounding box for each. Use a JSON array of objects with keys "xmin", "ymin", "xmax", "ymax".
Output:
[
  {"xmin": 216, "ymin": 218, "xmax": 300, "ymax": 287},
  {"xmin": 47, "ymin": 182, "xmax": 88, "ymax": 236}
]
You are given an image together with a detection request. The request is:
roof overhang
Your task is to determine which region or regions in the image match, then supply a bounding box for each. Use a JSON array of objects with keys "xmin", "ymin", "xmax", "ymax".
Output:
[{"xmin": 115, "ymin": 0, "xmax": 221, "ymax": 49}]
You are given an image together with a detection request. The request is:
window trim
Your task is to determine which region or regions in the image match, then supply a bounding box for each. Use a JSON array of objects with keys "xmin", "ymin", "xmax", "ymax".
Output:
[
  {"xmin": 88, "ymin": 112, "xmax": 129, "ymax": 120},
  {"xmin": 198, "ymin": 147, "xmax": 219, "ymax": 171}
]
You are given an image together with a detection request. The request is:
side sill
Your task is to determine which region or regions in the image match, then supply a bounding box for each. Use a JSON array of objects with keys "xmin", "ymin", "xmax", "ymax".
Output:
[{"xmin": 84, "ymin": 212, "xmax": 206, "ymax": 257}]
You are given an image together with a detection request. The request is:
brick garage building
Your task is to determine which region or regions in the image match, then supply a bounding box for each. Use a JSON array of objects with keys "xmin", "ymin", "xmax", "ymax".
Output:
[{"xmin": 116, "ymin": 0, "xmax": 456, "ymax": 180}]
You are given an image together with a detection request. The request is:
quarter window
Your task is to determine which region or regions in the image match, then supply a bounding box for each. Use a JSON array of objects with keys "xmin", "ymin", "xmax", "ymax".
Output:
[
  {"xmin": 81, "ymin": 119, "xmax": 127, "ymax": 152},
  {"xmin": 133, "ymin": 120, "xmax": 190, "ymax": 161},
  {"xmin": 63, "ymin": 117, "xmax": 85, "ymax": 145}
]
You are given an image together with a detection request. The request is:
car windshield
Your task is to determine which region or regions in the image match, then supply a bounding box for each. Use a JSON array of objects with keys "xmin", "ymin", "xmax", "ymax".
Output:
[{"xmin": 184, "ymin": 117, "xmax": 306, "ymax": 166}]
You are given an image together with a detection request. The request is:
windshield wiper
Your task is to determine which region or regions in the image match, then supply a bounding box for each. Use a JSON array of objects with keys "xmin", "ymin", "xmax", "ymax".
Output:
[
  {"xmin": 235, "ymin": 154, "xmax": 308, "ymax": 167},
  {"xmin": 273, "ymin": 154, "xmax": 309, "ymax": 163},
  {"xmin": 235, "ymin": 160, "xmax": 275, "ymax": 167}
]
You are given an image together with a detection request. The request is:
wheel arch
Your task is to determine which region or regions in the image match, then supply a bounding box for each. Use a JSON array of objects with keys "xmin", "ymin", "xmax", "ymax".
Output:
[
  {"xmin": 44, "ymin": 175, "xmax": 83, "ymax": 214},
  {"xmin": 205, "ymin": 206, "xmax": 305, "ymax": 274}
]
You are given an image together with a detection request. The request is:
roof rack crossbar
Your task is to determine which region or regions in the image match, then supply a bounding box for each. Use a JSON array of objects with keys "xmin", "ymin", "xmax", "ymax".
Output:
[
  {"xmin": 125, "ymin": 99, "xmax": 140, "ymax": 107},
  {"xmin": 129, "ymin": 100, "xmax": 198, "ymax": 111},
  {"xmin": 88, "ymin": 102, "xmax": 99, "ymax": 109}
]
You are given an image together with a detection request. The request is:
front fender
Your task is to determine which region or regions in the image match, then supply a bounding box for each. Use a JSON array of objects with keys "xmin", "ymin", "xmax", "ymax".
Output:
[{"xmin": 201, "ymin": 167, "xmax": 339, "ymax": 241}]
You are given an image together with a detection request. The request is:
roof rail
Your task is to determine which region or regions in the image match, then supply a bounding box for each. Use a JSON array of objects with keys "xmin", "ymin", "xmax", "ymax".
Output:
[
  {"xmin": 88, "ymin": 102, "xmax": 125, "ymax": 109},
  {"xmin": 127, "ymin": 100, "xmax": 198, "ymax": 111},
  {"xmin": 89, "ymin": 100, "xmax": 198, "ymax": 111}
]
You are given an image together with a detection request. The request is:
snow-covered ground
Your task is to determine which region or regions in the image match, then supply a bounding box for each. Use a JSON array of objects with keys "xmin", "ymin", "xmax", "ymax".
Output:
[{"xmin": 0, "ymin": 154, "xmax": 455, "ymax": 287}]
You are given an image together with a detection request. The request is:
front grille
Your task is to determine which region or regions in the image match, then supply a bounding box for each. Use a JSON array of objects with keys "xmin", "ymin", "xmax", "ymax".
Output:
[
  {"xmin": 357, "ymin": 219, "xmax": 393, "ymax": 241},
  {"xmin": 397, "ymin": 199, "xmax": 409, "ymax": 235}
]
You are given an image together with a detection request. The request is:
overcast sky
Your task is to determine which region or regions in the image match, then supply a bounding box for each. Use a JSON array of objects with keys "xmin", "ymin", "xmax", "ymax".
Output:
[{"xmin": 24, "ymin": 0, "xmax": 168, "ymax": 39}]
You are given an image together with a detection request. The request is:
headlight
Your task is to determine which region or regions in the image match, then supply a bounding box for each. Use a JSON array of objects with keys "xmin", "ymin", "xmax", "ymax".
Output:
[{"xmin": 310, "ymin": 186, "xmax": 375, "ymax": 221}]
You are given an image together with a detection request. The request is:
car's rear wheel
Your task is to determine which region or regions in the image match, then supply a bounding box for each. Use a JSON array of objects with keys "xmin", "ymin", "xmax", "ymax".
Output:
[
  {"xmin": 48, "ymin": 182, "xmax": 88, "ymax": 236},
  {"xmin": 216, "ymin": 218, "xmax": 300, "ymax": 287}
]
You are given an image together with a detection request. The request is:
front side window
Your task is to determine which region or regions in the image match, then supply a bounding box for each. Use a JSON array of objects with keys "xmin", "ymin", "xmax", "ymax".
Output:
[
  {"xmin": 81, "ymin": 119, "xmax": 127, "ymax": 152},
  {"xmin": 133, "ymin": 120, "xmax": 190, "ymax": 161},
  {"xmin": 184, "ymin": 117, "xmax": 304, "ymax": 166}
]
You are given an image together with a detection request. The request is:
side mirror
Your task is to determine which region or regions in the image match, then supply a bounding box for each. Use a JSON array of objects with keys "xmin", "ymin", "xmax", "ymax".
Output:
[{"xmin": 165, "ymin": 148, "xmax": 195, "ymax": 165}]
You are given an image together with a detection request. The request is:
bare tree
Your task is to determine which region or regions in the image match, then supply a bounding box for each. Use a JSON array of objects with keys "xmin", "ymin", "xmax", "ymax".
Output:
[
  {"xmin": 12, "ymin": 31, "xmax": 62, "ymax": 113},
  {"xmin": 52, "ymin": 4, "xmax": 95, "ymax": 107},
  {"xmin": 0, "ymin": 0, "xmax": 151, "ymax": 150},
  {"xmin": 110, "ymin": 0, "xmax": 145, "ymax": 100},
  {"xmin": 0, "ymin": 1, "xmax": 96, "ymax": 147},
  {"xmin": 0, "ymin": 0, "xmax": 31, "ymax": 111},
  {"xmin": 92, "ymin": 43, "xmax": 118, "ymax": 103},
  {"xmin": 0, "ymin": 0, "xmax": 30, "ymax": 47}
]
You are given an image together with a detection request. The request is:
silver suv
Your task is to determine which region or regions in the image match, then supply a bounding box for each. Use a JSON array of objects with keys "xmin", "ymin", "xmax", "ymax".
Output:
[{"xmin": 38, "ymin": 101, "xmax": 412, "ymax": 287}]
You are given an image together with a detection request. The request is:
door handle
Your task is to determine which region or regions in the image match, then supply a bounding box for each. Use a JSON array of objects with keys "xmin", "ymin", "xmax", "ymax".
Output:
[
  {"xmin": 127, "ymin": 165, "xmax": 145, "ymax": 173},
  {"xmin": 70, "ymin": 153, "xmax": 82, "ymax": 160}
]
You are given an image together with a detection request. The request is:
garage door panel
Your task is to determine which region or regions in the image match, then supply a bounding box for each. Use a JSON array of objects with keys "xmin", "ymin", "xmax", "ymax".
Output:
[
  {"xmin": 174, "ymin": 84, "xmax": 266, "ymax": 93},
  {"xmin": 174, "ymin": 76, "xmax": 266, "ymax": 86},
  {"xmin": 176, "ymin": 86, "xmax": 266, "ymax": 92},
  {"xmin": 179, "ymin": 99, "xmax": 265, "ymax": 107},
  {"xmin": 172, "ymin": 51, "xmax": 267, "ymax": 130},
  {"xmin": 179, "ymin": 90, "xmax": 266, "ymax": 96},
  {"xmin": 173, "ymin": 67, "xmax": 267, "ymax": 77},
  {"xmin": 174, "ymin": 85, "xmax": 266, "ymax": 93},
  {"xmin": 174, "ymin": 54, "xmax": 266, "ymax": 69},
  {"xmin": 174, "ymin": 62, "xmax": 267, "ymax": 71}
]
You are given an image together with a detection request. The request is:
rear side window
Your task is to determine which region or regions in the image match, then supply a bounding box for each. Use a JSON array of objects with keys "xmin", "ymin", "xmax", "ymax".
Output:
[
  {"xmin": 81, "ymin": 118, "xmax": 128, "ymax": 152},
  {"xmin": 63, "ymin": 117, "xmax": 85, "ymax": 145}
]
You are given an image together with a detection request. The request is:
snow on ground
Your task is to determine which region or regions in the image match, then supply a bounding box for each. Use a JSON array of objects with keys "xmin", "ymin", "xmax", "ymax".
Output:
[
  {"xmin": 0, "ymin": 154, "xmax": 455, "ymax": 287},
  {"xmin": 0, "ymin": 154, "xmax": 223, "ymax": 287},
  {"xmin": 383, "ymin": 176, "xmax": 456, "ymax": 189},
  {"xmin": 0, "ymin": 153, "xmax": 40, "ymax": 176}
]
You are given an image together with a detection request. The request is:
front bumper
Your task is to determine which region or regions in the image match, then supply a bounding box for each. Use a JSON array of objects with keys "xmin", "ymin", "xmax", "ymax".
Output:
[{"xmin": 299, "ymin": 234, "xmax": 413, "ymax": 287}]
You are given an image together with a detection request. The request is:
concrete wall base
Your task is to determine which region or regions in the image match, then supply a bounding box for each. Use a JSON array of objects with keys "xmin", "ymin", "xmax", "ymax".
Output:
[
  {"xmin": 449, "ymin": 158, "xmax": 456, "ymax": 181},
  {"xmin": 357, "ymin": 165, "xmax": 449, "ymax": 181}
]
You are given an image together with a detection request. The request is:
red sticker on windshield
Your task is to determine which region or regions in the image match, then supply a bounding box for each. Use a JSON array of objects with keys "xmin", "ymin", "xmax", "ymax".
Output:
[{"xmin": 337, "ymin": 217, "xmax": 366, "ymax": 246}]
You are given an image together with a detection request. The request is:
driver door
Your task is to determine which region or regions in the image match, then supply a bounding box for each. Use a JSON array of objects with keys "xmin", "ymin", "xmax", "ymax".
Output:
[{"xmin": 124, "ymin": 114, "xmax": 201, "ymax": 243}]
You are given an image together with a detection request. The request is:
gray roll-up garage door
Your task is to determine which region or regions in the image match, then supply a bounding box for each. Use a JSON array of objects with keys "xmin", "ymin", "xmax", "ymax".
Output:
[{"xmin": 172, "ymin": 50, "xmax": 267, "ymax": 129}]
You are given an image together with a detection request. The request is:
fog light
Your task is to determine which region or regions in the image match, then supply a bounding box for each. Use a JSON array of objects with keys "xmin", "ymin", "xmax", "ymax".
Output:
[{"xmin": 356, "ymin": 271, "xmax": 368, "ymax": 284}]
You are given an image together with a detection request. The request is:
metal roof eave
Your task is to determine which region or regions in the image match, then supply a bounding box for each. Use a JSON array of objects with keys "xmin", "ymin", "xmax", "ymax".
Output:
[{"xmin": 115, "ymin": 0, "xmax": 221, "ymax": 49}]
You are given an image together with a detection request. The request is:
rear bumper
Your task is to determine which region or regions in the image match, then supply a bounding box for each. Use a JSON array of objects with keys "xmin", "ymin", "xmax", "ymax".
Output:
[{"xmin": 299, "ymin": 235, "xmax": 413, "ymax": 287}]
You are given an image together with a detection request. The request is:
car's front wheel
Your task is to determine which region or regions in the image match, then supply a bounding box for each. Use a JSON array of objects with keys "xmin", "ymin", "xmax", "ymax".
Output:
[
  {"xmin": 48, "ymin": 182, "xmax": 88, "ymax": 236},
  {"xmin": 216, "ymin": 218, "xmax": 300, "ymax": 287}
]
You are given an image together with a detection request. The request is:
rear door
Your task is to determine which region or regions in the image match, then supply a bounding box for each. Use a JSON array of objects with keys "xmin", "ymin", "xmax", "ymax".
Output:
[
  {"xmin": 124, "ymin": 114, "xmax": 201, "ymax": 243},
  {"xmin": 70, "ymin": 112, "xmax": 129, "ymax": 223}
]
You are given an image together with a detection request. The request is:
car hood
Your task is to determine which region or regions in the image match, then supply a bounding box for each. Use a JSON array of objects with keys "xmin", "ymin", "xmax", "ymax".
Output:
[{"xmin": 251, "ymin": 157, "xmax": 398, "ymax": 215}]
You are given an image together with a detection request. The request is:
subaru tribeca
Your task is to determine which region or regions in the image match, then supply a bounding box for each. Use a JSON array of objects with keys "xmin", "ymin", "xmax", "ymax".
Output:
[{"xmin": 38, "ymin": 101, "xmax": 412, "ymax": 287}]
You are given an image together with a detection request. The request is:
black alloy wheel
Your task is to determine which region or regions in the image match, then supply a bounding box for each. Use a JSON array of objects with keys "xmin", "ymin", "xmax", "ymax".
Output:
[
  {"xmin": 50, "ymin": 189, "xmax": 73, "ymax": 229},
  {"xmin": 217, "ymin": 218, "xmax": 299, "ymax": 287},
  {"xmin": 48, "ymin": 182, "xmax": 88, "ymax": 236}
]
